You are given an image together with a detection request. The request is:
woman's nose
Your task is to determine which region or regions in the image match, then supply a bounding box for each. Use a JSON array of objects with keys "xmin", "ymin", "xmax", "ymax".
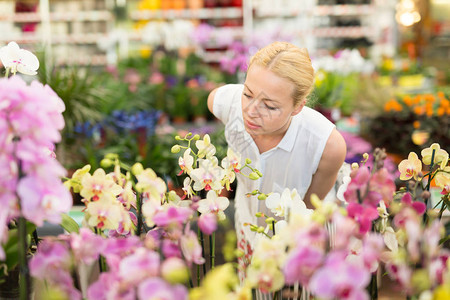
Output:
[{"xmin": 245, "ymin": 99, "xmax": 261, "ymax": 117}]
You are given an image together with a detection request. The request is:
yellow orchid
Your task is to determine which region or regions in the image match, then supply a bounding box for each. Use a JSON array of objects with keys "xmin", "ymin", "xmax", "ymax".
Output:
[
  {"xmin": 435, "ymin": 166, "xmax": 450, "ymax": 195},
  {"xmin": 85, "ymin": 200, "xmax": 124, "ymax": 230},
  {"xmin": 80, "ymin": 168, "xmax": 123, "ymax": 202},
  {"xmin": 398, "ymin": 152, "xmax": 422, "ymax": 181},
  {"xmin": 135, "ymin": 168, "xmax": 167, "ymax": 202},
  {"xmin": 421, "ymin": 143, "xmax": 448, "ymax": 166},
  {"xmin": 64, "ymin": 164, "xmax": 91, "ymax": 193}
]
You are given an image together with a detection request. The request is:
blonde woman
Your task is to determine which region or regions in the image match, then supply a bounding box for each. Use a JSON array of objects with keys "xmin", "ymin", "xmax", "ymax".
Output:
[{"xmin": 207, "ymin": 42, "xmax": 346, "ymax": 296}]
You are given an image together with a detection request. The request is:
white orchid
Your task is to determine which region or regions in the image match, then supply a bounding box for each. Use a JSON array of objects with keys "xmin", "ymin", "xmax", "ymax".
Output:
[
  {"xmin": 197, "ymin": 190, "xmax": 229, "ymax": 220},
  {"xmin": 195, "ymin": 134, "xmax": 216, "ymax": 159},
  {"xmin": 190, "ymin": 159, "xmax": 224, "ymax": 192},
  {"xmin": 178, "ymin": 149, "xmax": 194, "ymax": 175},
  {"xmin": 265, "ymin": 188, "xmax": 312, "ymax": 219},
  {"xmin": 0, "ymin": 42, "xmax": 39, "ymax": 76},
  {"xmin": 221, "ymin": 148, "xmax": 242, "ymax": 172},
  {"xmin": 181, "ymin": 177, "xmax": 194, "ymax": 200}
]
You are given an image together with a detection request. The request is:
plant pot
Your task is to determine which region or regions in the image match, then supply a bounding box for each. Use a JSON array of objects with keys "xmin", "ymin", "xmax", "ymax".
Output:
[{"xmin": 0, "ymin": 264, "xmax": 34, "ymax": 300}]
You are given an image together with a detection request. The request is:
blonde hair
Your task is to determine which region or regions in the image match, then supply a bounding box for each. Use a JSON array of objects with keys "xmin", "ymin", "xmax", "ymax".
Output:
[{"xmin": 248, "ymin": 41, "xmax": 314, "ymax": 107}]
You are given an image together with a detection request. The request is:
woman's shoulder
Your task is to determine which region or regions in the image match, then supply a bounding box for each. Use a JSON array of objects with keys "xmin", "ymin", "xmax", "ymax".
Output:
[{"xmin": 295, "ymin": 106, "xmax": 335, "ymax": 137}]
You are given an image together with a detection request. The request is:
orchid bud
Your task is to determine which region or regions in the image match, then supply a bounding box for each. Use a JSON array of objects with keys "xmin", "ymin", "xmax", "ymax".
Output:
[
  {"xmin": 249, "ymin": 172, "xmax": 259, "ymax": 180},
  {"xmin": 351, "ymin": 163, "xmax": 359, "ymax": 170},
  {"xmin": 171, "ymin": 145, "xmax": 181, "ymax": 153},
  {"xmin": 255, "ymin": 212, "xmax": 263, "ymax": 218},
  {"xmin": 105, "ymin": 153, "xmax": 118, "ymax": 160},
  {"xmin": 100, "ymin": 158, "xmax": 113, "ymax": 168},
  {"xmin": 245, "ymin": 158, "xmax": 252, "ymax": 164},
  {"xmin": 251, "ymin": 190, "xmax": 258, "ymax": 195},
  {"xmin": 131, "ymin": 162, "xmax": 144, "ymax": 175},
  {"xmin": 161, "ymin": 257, "xmax": 189, "ymax": 284},
  {"xmin": 193, "ymin": 134, "xmax": 200, "ymax": 140},
  {"xmin": 186, "ymin": 132, "xmax": 192, "ymax": 137},
  {"xmin": 256, "ymin": 226, "xmax": 265, "ymax": 233},
  {"xmin": 256, "ymin": 170, "xmax": 263, "ymax": 177},
  {"xmin": 257, "ymin": 194, "xmax": 266, "ymax": 201},
  {"xmin": 265, "ymin": 217, "xmax": 275, "ymax": 224},
  {"xmin": 175, "ymin": 135, "xmax": 181, "ymax": 140}
]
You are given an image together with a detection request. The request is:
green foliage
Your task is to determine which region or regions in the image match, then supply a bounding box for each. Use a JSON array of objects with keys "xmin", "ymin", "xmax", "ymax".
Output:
[
  {"xmin": 311, "ymin": 71, "xmax": 361, "ymax": 116},
  {"xmin": 36, "ymin": 57, "xmax": 108, "ymax": 137}
]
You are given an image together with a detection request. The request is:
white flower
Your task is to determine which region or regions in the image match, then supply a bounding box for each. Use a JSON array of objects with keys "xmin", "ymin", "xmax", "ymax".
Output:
[
  {"xmin": 178, "ymin": 149, "xmax": 194, "ymax": 175},
  {"xmin": 195, "ymin": 134, "xmax": 216, "ymax": 159},
  {"xmin": 265, "ymin": 188, "xmax": 312, "ymax": 219},
  {"xmin": 190, "ymin": 159, "xmax": 224, "ymax": 192},
  {"xmin": 336, "ymin": 175, "xmax": 351, "ymax": 203},
  {"xmin": 221, "ymin": 148, "xmax": 241, "ymax": 172},
  {"xmin": 0, "ymin": 42, "xmax": 39, "ymax": 75},
  {"xmin": 197, "ymin": 190, "xmax": 229, "ymax": 220}
]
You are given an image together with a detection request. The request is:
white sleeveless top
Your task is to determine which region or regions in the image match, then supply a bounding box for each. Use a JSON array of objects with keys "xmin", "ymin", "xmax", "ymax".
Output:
[{"xmin": 213, "ymin": 84, "xmax": 335, "ymax": 248}]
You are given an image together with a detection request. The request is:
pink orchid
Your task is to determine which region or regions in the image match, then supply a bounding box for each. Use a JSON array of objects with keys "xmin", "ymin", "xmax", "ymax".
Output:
[
  {"xmin": 198, "ymin": 212, "xmax": 218, "ymax": 235},
  {"xmin": 70, "ymin": 228, "xmax": 105, "ymax": 265},
  {"xmin": 138, "ymin": 278, "xmax": 188, "ymax": 300},
  {"xmin": 119, "ymin": 248, "xmax": 160, "ymax": 284},
  {"xmin": 153, "ymin": 205, "xmax": 193, "ymax": 229},
  {"xmin": 309, "ymin": 251, "xmax": 370, "ymax": 300},
  {"xmin": 400, "ymin": 192, "xmax": 426, "ymax": 215},
  {"xmin": 180, "ymin": 227, "xmax": 205, "ymax": 266},
  {"xmin": 283, "ymin": 245, "xmax": 324, "ymax": 286},
  {"xmin": 347, "ymin": 202, "xmax": 379, "ymax": 235}
]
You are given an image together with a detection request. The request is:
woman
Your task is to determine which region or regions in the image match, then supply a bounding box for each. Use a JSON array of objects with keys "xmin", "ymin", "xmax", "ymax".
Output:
[{"xmin": 207, "ymin": 42, "xmax": 347, "ymax": 285}]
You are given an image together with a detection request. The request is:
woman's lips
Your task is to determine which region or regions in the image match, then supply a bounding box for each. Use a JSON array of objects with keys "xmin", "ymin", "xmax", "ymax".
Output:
[{"xmin": 244, "ymin": 119, "xmax": 261, "ymax": 130}]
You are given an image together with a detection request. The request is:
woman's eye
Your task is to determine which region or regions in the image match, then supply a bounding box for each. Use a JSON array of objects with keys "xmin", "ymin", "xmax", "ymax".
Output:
[
  {"xmin": 243, "ymin": 93, "xmax": 253, "ymax": 99},
  {"xmin": 265, "ymin": 104, "xmax": 277, "ymax": 110}
]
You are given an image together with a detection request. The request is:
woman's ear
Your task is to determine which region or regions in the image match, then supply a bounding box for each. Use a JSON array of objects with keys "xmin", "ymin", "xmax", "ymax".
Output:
[{"xmin": 291, "ymin": 100, "xmax": 306, "ymax": 116}]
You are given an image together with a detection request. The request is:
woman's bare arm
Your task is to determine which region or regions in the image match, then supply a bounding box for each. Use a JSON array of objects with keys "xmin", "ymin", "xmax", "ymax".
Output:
[
  {"xmin": 303, "ymin": 128, "xmax": 347, "ymax": 208},
  {"xmin": 207, "ymin": 88, "xmax": 218, "ymax": 114}
]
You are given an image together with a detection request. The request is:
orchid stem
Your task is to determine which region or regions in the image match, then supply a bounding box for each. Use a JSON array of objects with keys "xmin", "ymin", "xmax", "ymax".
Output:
[
  {"xmin": 18, "ymin": 216, "xmax": 30, "ymax": 300},
  {"xmin": 136, "ymin": 192, "xmax": 143, "ymax": 236},
  {"xmin": 13, "ymin": 136, "xmax": 30, "ymax": 300},
  {"xmin": 210, "ymin": 233, "xmax": 215, "ymax": 269},
  {"xmin": 423, "ymin": 149, "xmax": 436, "ymax": 224}
]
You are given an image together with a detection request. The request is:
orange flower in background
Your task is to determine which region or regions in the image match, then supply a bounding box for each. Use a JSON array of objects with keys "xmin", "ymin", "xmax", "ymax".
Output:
[
  {"xmin": 413, "ymin": 120, "xmax": 421, "ymax": 129},
  {"xmin": 384, "ymin": 99, "xmax": 402, "ymax": 112},
  {"xmin": 403, "ymin": 95, "xmax": 413, "ymax": 106},
  {"xmin": 413, "ymin": 105, "xmax": 425, "ymax": 115}
]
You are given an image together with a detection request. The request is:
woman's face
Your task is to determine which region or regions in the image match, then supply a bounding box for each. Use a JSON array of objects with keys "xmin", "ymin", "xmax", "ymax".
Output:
[{"xmin": 242, "ymin": 65, "xmax": 303, "ymax": 138}]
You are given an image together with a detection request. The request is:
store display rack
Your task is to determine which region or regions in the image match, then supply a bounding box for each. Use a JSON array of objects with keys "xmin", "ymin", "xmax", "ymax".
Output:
[{"xmin": 0, "ymin": 0, "xmax": 397, "ymax": 66}]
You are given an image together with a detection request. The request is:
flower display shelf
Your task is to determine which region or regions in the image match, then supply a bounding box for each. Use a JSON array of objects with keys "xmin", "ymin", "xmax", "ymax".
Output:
[{"xmin": 130, "ymin": 7, "xmax": 242, "ymax": 20}]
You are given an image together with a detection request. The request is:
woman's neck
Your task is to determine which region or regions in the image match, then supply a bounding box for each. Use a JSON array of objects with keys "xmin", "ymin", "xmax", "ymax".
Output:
[{"xmin": 251, "ymin": 117, "xmax": 293, "ymax": 154}]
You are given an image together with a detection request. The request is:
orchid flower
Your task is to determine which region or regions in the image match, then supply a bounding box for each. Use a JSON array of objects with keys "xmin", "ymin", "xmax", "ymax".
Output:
[
  {"xmin": 135, "ymin": 168, "xmax": 167, "ymax": 202},
  {"xmin": 398, "ymin": 152, "xmax": 422, "ymax": 181},
  {"xmin": 434, "ymin": 166, "xmax": 450, "ymax": 195},
  {"xmin": 190, "ymin": 159, "xmax": 224, "ymax": 192},
  {"xmin": 195, "ymin": 134, "xmax": 216, "ymax": 159},
  {"xmin": 178, "ymin": 149, "xmax": 194, "ymax": 176},
  {"xmin": 265, "ymin": 188, "xmax": 312, "ymax": 219},
  {"xmin": 197, "ymin": 190, "xmax": 229, "ymax": 220},
  {"xmin": 421, "ymin": 143, "xmax": 448, "ymax": 166},
  {"xmin": 0, "ymin": 41, "xmax": 39, "ymax": 76},
  {"xmin": 80, "ymin": 168, "xmax": 123, "ymax": 202}
]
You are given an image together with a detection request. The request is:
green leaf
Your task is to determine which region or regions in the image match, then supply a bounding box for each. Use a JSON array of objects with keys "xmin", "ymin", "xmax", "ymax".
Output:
[
  {"xmin": 2, "ymin": 223, "xmax": 35, "ymax": 270},
  {"xmin": 61, "ymin": 213, "xmax": 80, "ymax": 234}
]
